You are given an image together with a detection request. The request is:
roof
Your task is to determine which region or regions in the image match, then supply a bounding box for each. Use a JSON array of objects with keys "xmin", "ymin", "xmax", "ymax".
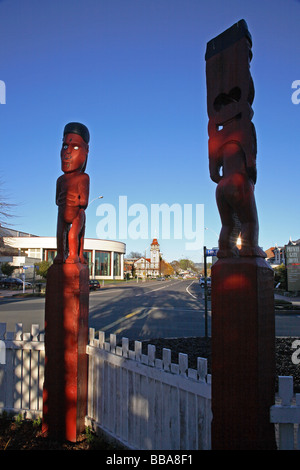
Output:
[{"xmin": 134, "ymin": 257, "xmax": 151, "ymax": 266}]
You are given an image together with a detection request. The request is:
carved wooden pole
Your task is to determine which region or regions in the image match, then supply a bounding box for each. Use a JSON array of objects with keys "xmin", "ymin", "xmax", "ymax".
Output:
[
  {"xmin": 205, "ymin": 20, "xmax": 276, "ymax": 449},
  {"xmin": 42, "ymin": 123, "xmax": 90, "ymax": 442}
]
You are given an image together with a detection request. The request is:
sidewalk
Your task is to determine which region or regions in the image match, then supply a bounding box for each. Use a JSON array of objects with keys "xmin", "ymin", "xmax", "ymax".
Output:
[{"xmin": 0, "ymin": 289, "xmax": 19, "ymax": 298}]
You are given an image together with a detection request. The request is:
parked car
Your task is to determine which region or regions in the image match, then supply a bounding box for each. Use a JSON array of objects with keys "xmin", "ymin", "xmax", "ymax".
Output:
[
  {"xmin": 0, "ymin": 277, "xmax": 31, "ymax": 289},
  {"xmin": 199, "ymin": 277, "xmax": 211, "ymax": 287},
  {"xmin": 89, "ymin": 279, "xmax": 101, "ymax": 290}
]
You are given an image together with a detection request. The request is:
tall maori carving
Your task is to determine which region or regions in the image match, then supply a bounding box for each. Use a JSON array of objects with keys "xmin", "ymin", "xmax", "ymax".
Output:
[
  {"xmin": 206, "ymin": 21, "xmax": 276, "ymax": 449},
  {"xmin": 42, "ymin": 123, "xmax": 90, "ymax": 442},
  {"xmin": 206, "ymin": 19, "xmax": 265, "ymax": 258},
  {"xmin": 54, "ymin": 122, "xmax": 90, "ymax": 264}
]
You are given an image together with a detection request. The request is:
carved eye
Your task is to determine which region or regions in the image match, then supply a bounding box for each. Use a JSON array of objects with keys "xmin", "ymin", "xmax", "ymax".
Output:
[
  {"xmin": 74, "ymin": 146, "xmax": 79, "ymax": 150},
  {"xmin": 63, "ymin": 144, "xmax": 68, "ymax": 149}
]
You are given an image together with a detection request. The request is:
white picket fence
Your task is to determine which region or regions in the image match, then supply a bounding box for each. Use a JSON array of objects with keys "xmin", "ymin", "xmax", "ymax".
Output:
[
  {"xmin": 0, "ymin": 323, "xmax": 45, "ymax": 418},
  {"xmin": 86, "ymin": 328, "xmax": 212, "ymax": 450},
  {"xmin": 270, "ymin": 376, "xmax": 300, "ymax": 450},
  {"xmin": 0, "ymin": 322, "xmax": 299, "ymax": 450}
]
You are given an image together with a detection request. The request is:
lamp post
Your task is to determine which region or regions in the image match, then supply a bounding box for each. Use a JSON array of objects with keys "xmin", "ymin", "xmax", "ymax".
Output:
[
  {"xmin": 87, "ymin": 195, "xmax": 103, "ymax": 207},
  {"xmin": 205, "ymin": 227, "xmax": 219, "ymax": 239}
]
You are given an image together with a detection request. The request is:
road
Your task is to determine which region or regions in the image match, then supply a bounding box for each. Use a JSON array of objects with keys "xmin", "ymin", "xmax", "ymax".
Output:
[
  {"xmin": 0, "ymin": 279, "xmax": 299, "ymax": 339},
  {"xmin": 89, "ymin": 279, "xmax": 208, "ymax": 341}
]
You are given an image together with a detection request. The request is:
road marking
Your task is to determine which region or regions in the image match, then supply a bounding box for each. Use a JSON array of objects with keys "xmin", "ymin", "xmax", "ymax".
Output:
[
  {"xmin": 135, "ymin": 280, "xmax": 182, "ymax": 297},
  {"xmin": 101, "ymin": 308, "xmax": 144, "ymax": 331},
  {"xmin": 186, "ymin": 281, "xmax": 197, "ymax": 299},
  {"xmin": 135, "ymin": 285, "xmax": 168, "ymax": 296},
  {"xmin": 99, "ymin": 300, "xmax": 205, "ymax": 335}
]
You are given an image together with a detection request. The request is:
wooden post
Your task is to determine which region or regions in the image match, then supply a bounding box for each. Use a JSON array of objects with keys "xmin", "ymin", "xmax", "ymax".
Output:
[
  {"xmin": 42, "ymin": 122, "xmax": 90, "ymax": 442},
  {"xmin": 211, "ymin": 257, "xmax": 276, "ymax": 449},
  {"xmin": 205, "ymin": 21, "xmax": 277, "ymax": 449},
  {"xmin": 42, "ymin": 262, "xmax": 89, "ymax": 442}
]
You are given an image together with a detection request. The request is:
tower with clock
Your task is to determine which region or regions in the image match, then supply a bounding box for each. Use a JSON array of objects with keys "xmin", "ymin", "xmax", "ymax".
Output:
[{"xmin": 150, "ymin": 238, "xmax": 160, "ymax": 275}]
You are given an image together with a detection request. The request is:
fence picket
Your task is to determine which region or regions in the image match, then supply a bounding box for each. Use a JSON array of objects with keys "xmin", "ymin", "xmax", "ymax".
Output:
[
  {"xmin": 297, "ymin": 394, "xmax": 300, "ymax": 450},
  {"xmin": 270, "ymin": 376, "xmax": 300, "ymax": 450},
  {"xmin": 86, "ymin": 329, "xmax": 211, "ymax": 450},
  {"xmin": 3, "ymin": 323, "xmax": 299, "ymax": 451}
]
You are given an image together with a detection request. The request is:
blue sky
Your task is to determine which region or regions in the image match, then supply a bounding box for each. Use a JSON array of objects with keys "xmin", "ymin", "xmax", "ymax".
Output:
[{"xmin": 0, "ymin": 0, "xmax": 299, "ymax": 263}]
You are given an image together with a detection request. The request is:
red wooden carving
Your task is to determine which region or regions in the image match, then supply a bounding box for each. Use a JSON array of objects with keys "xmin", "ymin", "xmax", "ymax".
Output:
[
  {"xmin": 42, "ymin": 123, "xmax": 90, "ymax": 442},
  {"xmin": 206, "ymin": 20, "xmax": 265, "ymax": 258},
  {"xmin": 206, "ymin": 21, "xmax": 276, "ymax": 450},
  {"xmin": 54, "ymin": 123, "xmax": 90, "ymax": 264}
]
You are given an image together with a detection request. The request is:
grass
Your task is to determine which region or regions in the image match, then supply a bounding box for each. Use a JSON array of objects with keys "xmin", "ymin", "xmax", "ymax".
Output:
[{"xmin": 0, "ymin": 413, "xmax": 121, "ymax": 450}]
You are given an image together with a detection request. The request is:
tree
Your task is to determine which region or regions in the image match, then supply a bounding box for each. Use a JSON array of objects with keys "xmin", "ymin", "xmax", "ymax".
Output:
[
  {"xmin": 36, "ymin": 261, "xmax": 51, "ymax": 279},
  {"xmin": 0, "ymin": 178, "xmax": 15, "ymax": 230},
  {"xmin": 126, "ymin": 251, "xmax": 142, "ymax": 259},
  {"xmin": 160, "ymin": 260, "xmax": 174, "ymax": 277},
  {"xmin": 0, "ymin": 262, "xmax": 16, "ymax": 277},
  {"xmin": 170, "ymin": 260, "xmax": 181, "ymax": 274},
  {"xmin": 0, "ymin": 180, "xmax": 17, "ymax": 255},
  {"xmin": 274, "ymin": 263, "xmax": 287, "ymax": 289},
  {"xmin": 178, "ymin": 258, "xmax": 199, "ymax": 273}
]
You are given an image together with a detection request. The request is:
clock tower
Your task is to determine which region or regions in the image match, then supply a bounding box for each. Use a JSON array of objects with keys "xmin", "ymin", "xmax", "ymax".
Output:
[{"xmin": 150, "ymin": 238, "xmax": 160, "ymax": 274}]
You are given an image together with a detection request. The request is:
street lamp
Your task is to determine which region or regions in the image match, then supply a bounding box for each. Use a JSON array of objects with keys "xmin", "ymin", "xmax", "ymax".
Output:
[
  {"xmin": 205, "ymin": 227, "xmax": 219, "ymax": 239},
  {"xmin": 87, "ymin": 195, "xmax": 103, "ymax": 207}
]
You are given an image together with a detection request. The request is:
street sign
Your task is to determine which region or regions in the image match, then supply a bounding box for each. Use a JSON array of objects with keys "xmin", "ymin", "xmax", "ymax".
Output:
[
  {"xmin": 23, "ymin": 265, "xmax": 34, "ymax": 269},
  {"xmin": 206, "ymin": 248, "xmax": 218, "ymax": 256},
  {"xmin": 285, "ymin": 244, "xmax": 300, "ymax": 291}
]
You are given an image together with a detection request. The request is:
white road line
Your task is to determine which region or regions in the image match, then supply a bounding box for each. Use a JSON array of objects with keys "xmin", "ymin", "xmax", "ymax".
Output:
[
  {"xmin": 186, "ymin": 281, "xmax": 198, "ymax": 299},
  {"xmin": 101, "ymin": 308, "xmax": 144, "ymax": 331},
  {"xmin": 135, "ymin": 280, "xmax": 182, "ymax": 297},
  {"xmin": 135, "ymin": 285, "xmax": 169, "ymax": 296}
]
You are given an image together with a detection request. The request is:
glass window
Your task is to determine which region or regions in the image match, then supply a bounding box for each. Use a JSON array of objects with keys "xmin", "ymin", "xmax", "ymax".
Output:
[
  {"xmin": 46, "ymin": 250, "xmax": 57, "ymax": 262},
  {"xmin": 28, "ymin": 248, "xmax": 41, "ymax": 259},
  {"xmin": 95, "ymin": 251, "xmax": 111, "ymax": 276},
  {"xmin": 83, "ymin": 250, "xmax": 92, "ymax": 276},
  {"xmin": 114, "ymin": 252, "xmax": 121, "ymax": 277}
]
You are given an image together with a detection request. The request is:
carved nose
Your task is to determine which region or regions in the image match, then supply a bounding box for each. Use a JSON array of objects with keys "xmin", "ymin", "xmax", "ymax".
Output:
[{"xmin": 62, "ymin": 151, "xmax": 71, "ymax": 160}]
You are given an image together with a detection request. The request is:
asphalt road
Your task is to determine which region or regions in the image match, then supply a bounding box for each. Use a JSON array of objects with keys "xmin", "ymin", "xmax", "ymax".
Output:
[
  {"xmin": 0, "ymin": 279, "xmax": 299, "ymax": 339},
  {"xmin": 0, "ymin": 280, "xmax": 207, "ymax": 339},
  {"xmin": 89, "ymin": 279, "xmax": 208, "ymax": 341}
]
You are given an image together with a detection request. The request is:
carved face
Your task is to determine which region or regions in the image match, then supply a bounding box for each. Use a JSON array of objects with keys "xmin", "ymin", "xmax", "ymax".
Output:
[{"xmin": 61, "ymin": 133, "xmax": 89, "ymax": 173}]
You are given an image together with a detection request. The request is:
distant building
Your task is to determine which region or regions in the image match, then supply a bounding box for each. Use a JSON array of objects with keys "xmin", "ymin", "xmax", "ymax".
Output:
[
  {"xmin": 265, "ymin": 245, "xmax": 285, "ymax": 267},
  {"xmin": 134, "ymin": 238, "xmax": 161, "ymax": 278},
  {"xmin": 285, "ymin": 238, "xmax": 300, "ymax": 291},
  {"xmin": 266, "ymin": 238, "xmax": 300, "ymax": 268},
  {"xmin": 124, "ymin": 258, "xmax": 137, "ymax": 278},
  {"xmin": 0, "ymin": 227, "xmax": 126, "ymax": 280}
]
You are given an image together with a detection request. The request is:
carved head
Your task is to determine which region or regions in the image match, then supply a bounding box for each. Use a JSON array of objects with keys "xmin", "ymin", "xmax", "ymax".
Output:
[{"xmin": 61, "ymin": 122, "xmax": 90, "ymax": 174}]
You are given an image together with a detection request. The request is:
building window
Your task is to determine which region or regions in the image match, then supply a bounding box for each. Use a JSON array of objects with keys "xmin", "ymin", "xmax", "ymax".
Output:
[
  {"xmin": 45, "ymin": 250, "xmax": 57, "ymax": 262},
  {"xmin": 27, "ymin": 248, "xmax": 41, "ymax": 259},
  {"xmin": 95, "ymin": 251, "xmax": 111, "ymax": 276},
  {"xmin": 83, "ymin": 250, "xmax": 93, "ymax": 276},
  {"xmin": 114, "ymin": 252, "xmax": 121, "ymax": 277}
]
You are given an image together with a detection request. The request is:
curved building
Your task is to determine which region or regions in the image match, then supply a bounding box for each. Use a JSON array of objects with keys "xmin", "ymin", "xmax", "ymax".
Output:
[{"xmin": 2, "ymin": 234, "xmax": 126, "ymax": 280}]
